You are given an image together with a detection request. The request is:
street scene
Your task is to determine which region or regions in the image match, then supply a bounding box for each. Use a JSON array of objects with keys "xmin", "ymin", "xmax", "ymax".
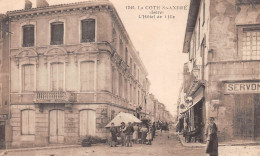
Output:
[{"xmin": 0, "ymin": 0, "xmax": 260, "ymax": 155}]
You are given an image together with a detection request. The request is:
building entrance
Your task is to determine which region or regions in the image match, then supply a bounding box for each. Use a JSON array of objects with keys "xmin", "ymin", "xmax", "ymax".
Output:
[
  {"xmin": 0, "ymin": 121, "xmax": 5, "ymax": 149},
  {"xmin": 49, "ymin": 110, "xmax": 64, "ymax": 144}
]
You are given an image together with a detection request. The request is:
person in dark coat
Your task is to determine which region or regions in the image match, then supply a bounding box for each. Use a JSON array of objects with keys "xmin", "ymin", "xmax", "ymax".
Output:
[
  {"xmin": 152, "ymin": 122, "xmax": 156, "ymax": 140},
  {"xmin": 124, "ymin": 122, "xmax": 134, "ymax": 147},
  {"xmin": 205, "ymin": 117, "xmax": 218, "ymax": 156},
  {"xmin": 110, "ymin": 122, "xmax": 118, "ymax": 147}
]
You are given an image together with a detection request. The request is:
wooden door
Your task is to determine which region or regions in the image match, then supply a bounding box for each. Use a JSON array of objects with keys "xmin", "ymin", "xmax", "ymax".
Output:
[
  {"xmin": 0, "ymin": 122, "xmax": 5, "ymax": 149},
  {"xmin": 234, "ymin": 94, "xmax": 254, "ymax": 139},
  {"xmin": 254, "ymin": 95, "xmax": 260, "ymax": 140},
  {"xmin": 49, "ymin": 110, "xmax": 64, "ymax": 144}
]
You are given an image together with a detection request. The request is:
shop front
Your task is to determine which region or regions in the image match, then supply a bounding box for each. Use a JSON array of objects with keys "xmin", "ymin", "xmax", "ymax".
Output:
[{"xmin": 224, "ymin": 81, "xmax": 260, "ymax": 140}]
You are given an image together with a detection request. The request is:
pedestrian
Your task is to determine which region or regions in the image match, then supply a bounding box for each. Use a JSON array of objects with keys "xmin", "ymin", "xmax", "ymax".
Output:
[
  {"xmin": 152, "ymin": 122, "xmax": 156, "ymax": 140},
  {"xmin": 140, "ymin": 124, "xmax": 148, "ymax": 144},
  {"xmin": 110, "ymin": 122, "xmax": 118, "ymax": 147},
  {"xmin": 146, "ymin": 126, "xmax": 152, "ymax": 145},
  {"xmin": 205, "ymin": 117, "xmax": 218, "ymax": 156},
  {"xmin": 120, "ymin": 122, "xmax": 126, "ymax": 146},
  {"xmin": 124, "ymin": 122, "xmax": 134, "ymax": 147},
  {"xmin": 133, "ymin": 122, "xmax": 139, "ymax": 143}
]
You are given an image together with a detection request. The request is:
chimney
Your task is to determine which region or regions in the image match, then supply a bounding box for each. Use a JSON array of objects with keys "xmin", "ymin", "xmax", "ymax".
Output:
[
  {"xmin": 25, "ymin": 0, "xmax": 32, "ymax": 10},
  {"xmin": 36, "ymin": 0, "xmax": 49, "ymax": 8}
]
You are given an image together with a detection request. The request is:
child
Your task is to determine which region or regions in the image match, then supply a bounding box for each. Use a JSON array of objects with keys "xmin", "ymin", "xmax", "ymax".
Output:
[{"xmin": 146, "ymin": 126, "xmax": 152, "ymax": 145}]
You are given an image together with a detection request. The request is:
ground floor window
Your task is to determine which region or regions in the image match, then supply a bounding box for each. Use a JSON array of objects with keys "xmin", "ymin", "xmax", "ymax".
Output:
[
  {"xmin": 79, "ymin": 110, "xmax": 96, "ymax": 136},
  {"xmin": 21, "ymin": 110, "xmax": 35, "ymax": 135}
]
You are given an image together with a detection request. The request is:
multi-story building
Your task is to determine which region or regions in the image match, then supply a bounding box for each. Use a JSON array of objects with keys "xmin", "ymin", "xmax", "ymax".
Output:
[
  {"xmin": 145, "ymin": 93, "xmax": 156, "ymax": 122},
  {"xmin": 0, "ymin": 14, "xmax": 11, "ymax": 149},
  {"xmin": 6, "ymin": 0, "xmax": 149, "ymax": 147},
  {"xmin": 181, "ymin": 0, "xmax": 260, "ymax": 142}
]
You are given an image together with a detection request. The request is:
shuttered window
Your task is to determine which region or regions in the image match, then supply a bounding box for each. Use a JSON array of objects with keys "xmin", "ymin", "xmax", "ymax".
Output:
[
  {"xmin": 21, "ymin": 110, "xmax": 35, "ymax": 135},
  {"xmin": 22, "ymin": 25, "xmax": 34, "ymax": 47},
  {"xmin": 51, "ymin": 22, "xmax": 64, "ymax": 45},
  {"xmin": 80, "ymin": 61, "xmax": 95, "ymax": 91},
  {"xmin": 81, "ymin": 19, "xmax": 95, "ymax": 43},
  {"xmin": 79, "ymin": 110, "xmax": 96, "ymax": 136},
  {"xmin": 51, "ymin": 63, "xmax": 64, "ymax": 91},
  {"xmin": 22, "ymin": 64, "xmax": 34, "ymax": 92}
]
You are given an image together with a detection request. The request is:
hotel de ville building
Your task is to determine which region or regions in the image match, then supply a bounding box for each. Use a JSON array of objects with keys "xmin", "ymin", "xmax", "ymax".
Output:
[
  {"xmin": 1, "ymin": 0, "xmax": 151, "ymax": 147},
  {"xmin": 178, "ymin": 0, "xmax": 260, "ymax": 143}
]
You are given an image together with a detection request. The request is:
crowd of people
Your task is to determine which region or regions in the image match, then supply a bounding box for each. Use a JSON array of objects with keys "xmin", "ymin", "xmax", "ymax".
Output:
[{"xmin": 109, "ymin": 121, "xmax": 157, "ymax": 147}]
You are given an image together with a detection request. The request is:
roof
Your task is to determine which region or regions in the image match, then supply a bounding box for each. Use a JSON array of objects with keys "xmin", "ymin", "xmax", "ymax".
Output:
[
  {"xmin": 105, "ymin": 112, "xmax": 141, "ymax": 127},
  {"xmin": 182, "ymin": 0, "xmax": 200, "ymax": 53}
]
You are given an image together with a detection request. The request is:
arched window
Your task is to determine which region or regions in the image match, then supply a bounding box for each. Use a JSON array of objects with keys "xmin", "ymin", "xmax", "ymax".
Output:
[
  {"xmin": 79, "ymin": 110, "xmax": 96, "ymax": 136},
  {"xmin": 21, "ymin": 110, "xmax": 35, "ymax": 135},
  {"xmin": 80, "ymin": 61, "xmax": 94, "ymax": 91},
  {"xmin": 51, "ymin": 63, "xmax": 64, "ymax": 91},
  {"xmin": 81, "ymin": 19, "xmax": 95, "ymax": 43},
  {"xmin": 22, "ymin": 64, "xmax": 35, "ymax": 92}
]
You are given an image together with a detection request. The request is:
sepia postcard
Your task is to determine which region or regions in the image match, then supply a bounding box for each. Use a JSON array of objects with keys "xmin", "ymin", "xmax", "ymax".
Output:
[{"xmin": 0, "ymin": 0, "xmax": 260, "ymax": 155}]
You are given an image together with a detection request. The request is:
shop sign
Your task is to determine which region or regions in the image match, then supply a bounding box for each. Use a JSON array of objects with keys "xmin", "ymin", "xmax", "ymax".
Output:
[
  {"xmin": 225, "ymin": 82, "xmax": 260, "ymax": 93},
  {"xmin": 0, "ymin": 114, "xmax": 8, "ymax": 120}
]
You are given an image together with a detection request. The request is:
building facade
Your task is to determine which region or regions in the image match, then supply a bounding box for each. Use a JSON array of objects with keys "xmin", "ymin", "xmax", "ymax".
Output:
[
  {"xmin": 0, "ymin": 14, "xmax": 11, "ymax": 149},
  {"xmin": 6, "ymin": 0, "xmax": 150, "ymax": 147},
  {"xmin": 180, "ymin": 0, "xmax": 260, "ymax": 142}
]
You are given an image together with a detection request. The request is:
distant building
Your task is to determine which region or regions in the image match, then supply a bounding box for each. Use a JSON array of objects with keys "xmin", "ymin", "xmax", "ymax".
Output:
[
  {"xmin": 6, "ymin": 0, "xmax": 150, "ymax": 147},
  {"xmin": 180, "ymin": 0, "xmax": 260, "ymax": 142},
  {"xmin": 0, "ymin": 14, "xmax": 10, "ymax": 149}
]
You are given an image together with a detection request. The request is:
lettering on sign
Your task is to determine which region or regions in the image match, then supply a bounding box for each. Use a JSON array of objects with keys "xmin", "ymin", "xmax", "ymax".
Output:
[{"xmin": 225, "ymin": 82, "xmax": 260, "ymax": 93}]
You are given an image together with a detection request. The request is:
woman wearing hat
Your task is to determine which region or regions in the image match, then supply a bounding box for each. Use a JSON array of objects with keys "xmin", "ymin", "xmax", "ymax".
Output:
[{"xmin": 205, "ymin": 117, "xmax": 218, "ymax": 156}]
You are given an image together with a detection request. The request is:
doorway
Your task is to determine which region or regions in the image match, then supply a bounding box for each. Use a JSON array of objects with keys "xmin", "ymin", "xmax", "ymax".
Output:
[
  {"xmin": 49, "ymin": 110, "xmax": 64, "ymax": 144},
  {"xmin": 0, "ymin": 121, "xmax": 5, "ymax": 149}
]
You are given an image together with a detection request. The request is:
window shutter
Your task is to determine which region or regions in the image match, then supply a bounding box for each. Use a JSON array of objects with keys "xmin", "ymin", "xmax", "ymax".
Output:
[
  {"xmin": 22, "ymin": 110, "xmax": 29, "ymax": 134},
  {"xmin": 28, "ymin": 110, "xmax": 35, "ymax": 134}
]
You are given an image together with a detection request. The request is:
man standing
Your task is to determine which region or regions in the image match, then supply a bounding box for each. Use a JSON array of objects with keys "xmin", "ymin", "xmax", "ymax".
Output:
[
  {"xmin": 205, "ymin": 117, "xmax": 218, "ymax": 156},
  {"xmin": 110, "ymin": 122, "xmax": 118, "ymax": 147},
  {"xmin": 120, "ymin": 122, "xmax": 126, "ymax": 146},
  {"xmin": 124, "ymin": 122, "xmax": 134, "ymax": 147}
]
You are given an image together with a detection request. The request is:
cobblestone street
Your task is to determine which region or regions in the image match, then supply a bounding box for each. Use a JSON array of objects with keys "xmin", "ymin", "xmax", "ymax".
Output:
[{"xmin": 5, "ymin": 131, "xmax": 205, "ymax": 156}]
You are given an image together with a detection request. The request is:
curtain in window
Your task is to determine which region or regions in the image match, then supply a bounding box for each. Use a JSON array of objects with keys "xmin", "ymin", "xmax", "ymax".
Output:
[
  {"xmin": 80, "ymin": 61, "xmax": 95, "ymax": 91},
  {"xmin": 21, "ymin": 110, "xmax": 35, "ymax": 135},
  {"xmin": 23, "ymin": 64, "xmax": 34, "ymax": 92},
  {"xmin": 51, "ymin": 63, "xmax": 64, "ymax": 91},
  {"xmin": 23, "ymin": 25, "xmax": 34, "ymax": 47},
  {"xmin": 81, "ymin": 19, "xmax": 95, "ymax": 42},
  {"xmin": 51, "ymin": 22, "xmax": 64, "ymax": 45}
]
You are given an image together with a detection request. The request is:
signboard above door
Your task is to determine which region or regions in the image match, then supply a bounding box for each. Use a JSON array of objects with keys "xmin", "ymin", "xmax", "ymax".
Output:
[{"xmin": 225, "ymin": 82, "xmax": 260, "ymax": 93}]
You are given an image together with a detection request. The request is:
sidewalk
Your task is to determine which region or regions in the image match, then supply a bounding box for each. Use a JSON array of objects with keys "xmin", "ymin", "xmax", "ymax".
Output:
[
  {"xmin": 0, "ymin": 144, "xmax": 81, "ymax": 155},
  {"xmin": 177, "ymin": 133, "xmax": 260, "ymax": 147}
]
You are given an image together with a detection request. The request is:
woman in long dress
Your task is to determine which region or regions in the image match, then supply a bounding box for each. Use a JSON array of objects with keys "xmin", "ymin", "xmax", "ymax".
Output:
[
  {"xmin": 133, "ymin": 123, "xmax": 139, "ymax": 143},
  {"xmin": 205, "ymin": 117, "xmax": 218, "ymax": 156}
]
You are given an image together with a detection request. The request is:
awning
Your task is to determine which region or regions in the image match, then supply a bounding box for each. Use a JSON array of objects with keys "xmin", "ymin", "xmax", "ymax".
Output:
[
  {"xmin": 181, "ymin": 86, "xmax": 204, "ymax": 113},
  {"xmin": 105, "ymin": 112, "xmax": 142, "ymax": 127}
]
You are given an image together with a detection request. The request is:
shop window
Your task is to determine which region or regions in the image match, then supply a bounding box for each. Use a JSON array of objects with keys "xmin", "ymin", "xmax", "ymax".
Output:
[
  {"xmin": 21, "ymin": 110, "xmax": 35, "ymax": 135},
  {"xmin": 22, "ymin": 64, "xmax": 34, "ymax": 92},
  {"xmin": 242, "ymin": 28, "xmax": 260, "ymax": 60},
  {"xmin": 22, "ymin": 25, "xmax": 34, "ymax": 47},
  {"xmin": 80, "ymin": 61, "xmax": 94, "ymax": 91},
  {"xmin": 51, "ymin": 63, "xmax": 64, "ymax": 91},
  {"xmin": 50, "ymin": 22, "xmax": 64, "ymax": 45},
  {"xmin": 81, "ymin": 19, "xmax": 95, "ymax": 43}
]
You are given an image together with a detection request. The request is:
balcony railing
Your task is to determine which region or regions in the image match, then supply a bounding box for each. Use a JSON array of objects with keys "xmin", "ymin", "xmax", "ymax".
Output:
[{"xmin": 34, "ymin": 91, "xmax": 77, "ymax": 103}]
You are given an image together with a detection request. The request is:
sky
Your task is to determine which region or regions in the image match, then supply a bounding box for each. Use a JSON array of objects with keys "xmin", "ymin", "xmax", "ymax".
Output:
[{"xmin": 0, "ymin": 0, "xmax": 189, "ymax": 116}]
